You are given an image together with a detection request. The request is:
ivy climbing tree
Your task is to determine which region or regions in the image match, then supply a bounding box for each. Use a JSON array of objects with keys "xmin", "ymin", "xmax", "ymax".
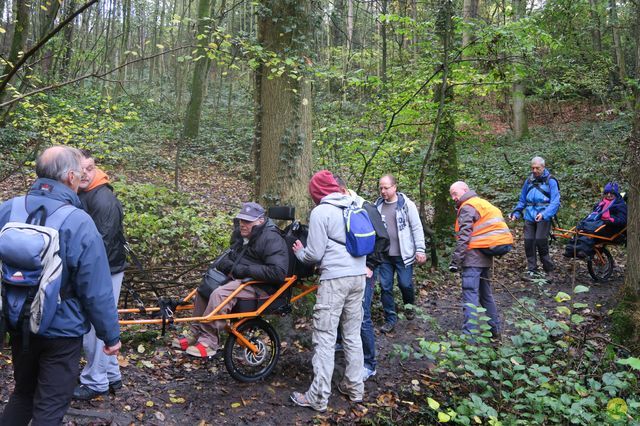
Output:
[
  {"xmin": 430, "ymin": 0, "xmax": 458, "ymax": 244},
  {"xmin": 253, "ymin": 0, "xmax": 317, "ymax": 216}
]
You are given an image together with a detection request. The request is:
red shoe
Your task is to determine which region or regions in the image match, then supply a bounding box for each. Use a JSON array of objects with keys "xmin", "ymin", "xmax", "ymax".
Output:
[
  {"xmin": 171, "ymin": 336, "xmax": 196, "ymax": 351},
  {"xmin": 185, "ymin": 342, "xmax": 217, "ymax": 358}
]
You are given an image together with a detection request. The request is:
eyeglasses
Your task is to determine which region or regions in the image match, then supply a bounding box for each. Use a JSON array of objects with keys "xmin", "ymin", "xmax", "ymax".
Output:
[{"xmin": 379, "ymin": 185, "xmax": 395, "ymax": 190}]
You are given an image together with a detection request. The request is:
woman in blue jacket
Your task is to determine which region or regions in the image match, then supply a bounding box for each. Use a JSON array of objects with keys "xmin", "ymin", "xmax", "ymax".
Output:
[{"xmin": 509, "ymin": 156, "xmax": 561, "ymax": 279}]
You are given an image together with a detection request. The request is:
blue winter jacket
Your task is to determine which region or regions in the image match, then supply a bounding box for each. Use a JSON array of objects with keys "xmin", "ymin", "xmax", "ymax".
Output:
[
  {"xmin": 0, "ymin": 178, "xmax": 120, "ymax": 346},
  {"xmin": 587, "ymin": 195, "xmax": 627, "ymax": 225},
  {"xmin": 512, "ymin": 169, "xmax": 561, "ymax": 222}
]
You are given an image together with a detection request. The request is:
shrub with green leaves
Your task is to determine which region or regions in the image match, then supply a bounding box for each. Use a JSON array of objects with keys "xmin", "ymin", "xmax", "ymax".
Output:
[
  {"xmin": 114, "ymin": 181, "xmax": 232, "ymax": 266},
  {"xmin": 393, "ymin": 288, "xmax": 639, "ymax": 425}
]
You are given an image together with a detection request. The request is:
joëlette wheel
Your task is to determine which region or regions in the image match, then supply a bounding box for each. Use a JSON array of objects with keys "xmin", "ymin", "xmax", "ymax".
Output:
[
  {"xmin": 587, "ymin": 247, "xmax": 614, "ymax": 282},
  {"xmin": 223, "ymin": 318, "xmax": 280, "ymax": 382}
]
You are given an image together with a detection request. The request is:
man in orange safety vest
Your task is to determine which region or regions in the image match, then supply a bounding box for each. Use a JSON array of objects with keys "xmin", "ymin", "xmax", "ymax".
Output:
[{"xmin": 449, "ymin": 181, "xmax": 513, "ymax": 337}]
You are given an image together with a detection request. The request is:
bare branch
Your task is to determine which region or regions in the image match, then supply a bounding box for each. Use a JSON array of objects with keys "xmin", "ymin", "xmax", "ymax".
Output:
[
  {"xmin": 0, "ymin": 46, "xmax": 193, "ymax": 109},
  {"xmin": 0, "ymin": 0, "xmax": 100, "ymax": 95}
]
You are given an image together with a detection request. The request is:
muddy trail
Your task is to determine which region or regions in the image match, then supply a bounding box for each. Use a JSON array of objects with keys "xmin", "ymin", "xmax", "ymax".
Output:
[
  {"xmin": 0, "ymin": 168, "xmax": 627, "ymax": 425},
  {"xmin": 0, "ymin": 229, "xmax": 625, "ymax": 425}
]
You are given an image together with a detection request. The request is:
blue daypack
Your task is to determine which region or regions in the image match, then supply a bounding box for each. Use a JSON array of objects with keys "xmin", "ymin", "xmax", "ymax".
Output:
[
  {"xmin": 325, "ymin": 202, "xmax": 376, "ymax": 257},
  {"xmin": 0, "ymin": 196, "xmax": 75, "ymax": 347}
]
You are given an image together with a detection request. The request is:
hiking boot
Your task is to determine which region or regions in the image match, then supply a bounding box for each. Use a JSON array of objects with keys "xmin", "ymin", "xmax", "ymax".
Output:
[
  {"xmin": 380, "ymin": 322, "xmax": 395, "ymax": 334},
  {"xmin": 362, "ymin": 367, "xmax": 377, "ymax": 381},
  {"xmin": 109, "ymin": 380, "xmax": 123, "ymax": 393},
  {"xmin": 522, "ymin": 270, "xmax": 545, "ymax": 281},
  {"xmin": 73, "ymin": 384, "xmax": 108, "ymax": 401},
  {"xmin": 290, "ymin": 392, "xmax": 327, "ymax": 412},
  {"xmin": 337, "ymin": 383, "xmax": 363, "ymax": 403}
]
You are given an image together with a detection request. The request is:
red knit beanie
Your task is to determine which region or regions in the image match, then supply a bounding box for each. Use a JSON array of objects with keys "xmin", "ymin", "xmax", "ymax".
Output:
[{"xmin": 308, "ymin": 170, "xmax": 341, "ymax": 205}]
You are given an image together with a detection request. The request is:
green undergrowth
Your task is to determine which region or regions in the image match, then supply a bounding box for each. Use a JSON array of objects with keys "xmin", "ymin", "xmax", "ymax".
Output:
[
  {"xmin": 0, "ymin": 88, "xmax": 254, "ymax": 177},
  {"xmin": 113, "ymin": 180, "xmax": 232, "ymax": 266},
  {"xmin": 390, "ymin": 286, "xmax": 640, "ymax": 425},
  {"xmin": 458, "ymin": 118, "xmax": 629, "ymax": 226}
]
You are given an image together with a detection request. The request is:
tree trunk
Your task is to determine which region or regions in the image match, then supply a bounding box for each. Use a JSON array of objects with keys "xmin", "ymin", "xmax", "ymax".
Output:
[
  {"xmin": 255, "ymin": 0, "xmax": 314, "ymax": 216},
  {"xmin": 60, "ymin": 0, "xmax": 77, "ymax": 78},
  {"xmin": 183, "ymin": 0, "xmax": 220, "ymax": 139},
  {"xmin": 613, "ymin": 0, "xmax": 640, "ymax": 350},
  {"xmin": 1, "ymin": 0, "xmax": 30, "ymax": 100},
  {"xmin": 431, "ymin": 0, "xmax": 458, "ymax": 243},
  {"xmin": 588, "ymin": 0, "xmax": 602, "ymax": 52},
  {"xmin": 117, "ymin": 0, "xmax": 132, "ymax": 93},
  {"xmin": 149, "ymin": 0, "xmax": 161, "ymax": 84},
  {"xmin": 346, "ymin": 0, "xmax": 354, "ymax": 54},
  {"xmin": 331, "ymin": 0, "xmax": 344, "ymax": 47},
  {"xmin": 512, "ymin": 82, "xmax": 528, "ymax": 138},
  {"xmin": 624, "ymin": 0, "xmax": 640, "ymax": 300},
  {"xmin": 610, "ymin": 0, "xmax": 627, "ymax": 84},
  {"xmin": 462, "ymin": 0, "xmax": 478, "ymax": 52},
  {"xmin": 36, "ymin": 0, "xmax": 60, "ymax": 77},
  {"xmin": 380, "ymin": 0, "xmax": 388, "ymax": 84},
  {"xmin": 510, "ymin": 0, "xmax": 528, "ymax": 139}
]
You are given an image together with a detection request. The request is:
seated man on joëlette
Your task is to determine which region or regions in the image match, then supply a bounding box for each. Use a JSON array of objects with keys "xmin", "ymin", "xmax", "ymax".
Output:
[{"xmin": 172, "ymin": 202, "xmax": 289, "ymax": 357}]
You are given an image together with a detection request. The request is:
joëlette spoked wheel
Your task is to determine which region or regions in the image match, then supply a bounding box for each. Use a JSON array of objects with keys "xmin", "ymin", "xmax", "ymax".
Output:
[
  {"xmin": 587, "ymin": 247, "xmax": 614, "ymax": 282},
  {"xmin": 223, "ymin": 318, "xmax": 280, "ymax": 382}
]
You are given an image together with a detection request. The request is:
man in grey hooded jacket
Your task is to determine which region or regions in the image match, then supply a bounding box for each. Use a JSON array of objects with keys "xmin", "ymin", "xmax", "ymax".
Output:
[
  {"xmin": 290, "ymin": 170, "xmax": 367, "ymax": 412},
  {"xmin": 375, "ymin": 174, "xmax": 426, "ymax": 333}
]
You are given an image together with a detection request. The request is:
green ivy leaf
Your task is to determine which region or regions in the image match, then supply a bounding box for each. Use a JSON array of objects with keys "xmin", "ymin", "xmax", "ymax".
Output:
[
  {"xmin": 617, "ymin": 357, "xmax": 640, "ymax": 371},
  {"xmin": 607, "ymin": 398, "xmax": 628, "ymax": 420},
  {"xmin": 573, "ymin": 285, "xmax": 590, "ymax": 294},
  {"xmin": 427, "ymin": 397, "xmax": 440, "ymax": 410},
  {"xmin": 556, "ymin": 306, "xmax": 571, "ymax": 316},
  {"xmin": 570, "ymin": 314, "xmax": 584, "ymax": 324},
  {"xmin": 554, "ymin": 292, "xmax": 571, "ymax": 303},
  {"xmin": 438, "ymin": 411, "xmax": 451, "ymax": 422}
]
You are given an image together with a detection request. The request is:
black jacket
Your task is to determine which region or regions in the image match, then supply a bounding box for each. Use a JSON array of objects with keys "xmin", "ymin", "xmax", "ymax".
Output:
[
  {"xmin": 363, "ymin": 201, "xmax": 390, "ymax": 270},
  {"xmin": 79, "ymin": 183, "xmax": 127, "ymax": 273},
  {"xmin": 217, "ymin": 220, "xmax": 289, "ymax": 294}
]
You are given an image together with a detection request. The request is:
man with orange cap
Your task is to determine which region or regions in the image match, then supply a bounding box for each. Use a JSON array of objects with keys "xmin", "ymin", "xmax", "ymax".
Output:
[{"xmin": 72, "ymin": 150, "xmax": 127, "ymax": 400}]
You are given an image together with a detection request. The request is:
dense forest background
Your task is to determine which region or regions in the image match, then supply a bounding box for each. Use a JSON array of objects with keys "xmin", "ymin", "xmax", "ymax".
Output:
[{"xmin": 1, "ymin": 0, "xmax": 640, "ymax": 423}]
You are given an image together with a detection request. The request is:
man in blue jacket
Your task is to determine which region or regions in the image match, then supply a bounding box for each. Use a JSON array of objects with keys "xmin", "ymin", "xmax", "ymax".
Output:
[
  {"xmin": 0, "ymin": 146, "xmax": 121, "ymax": 425},
  {"xmin": 509, "ymin": 156, "xmax": 561, "ymax": 279}
]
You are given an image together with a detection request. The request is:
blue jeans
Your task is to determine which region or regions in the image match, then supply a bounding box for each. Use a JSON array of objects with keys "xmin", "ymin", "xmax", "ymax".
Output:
[
  {"xmin": 361, "ymin": 274, "xmax": 376, "ymax": 371},
  {"xmin": 461, "ymin": 267, "xmax": 500, "ymax": 335},
  {"xmin": 378, "ymin": 256, "xmax": 414, "ymax": 325}
]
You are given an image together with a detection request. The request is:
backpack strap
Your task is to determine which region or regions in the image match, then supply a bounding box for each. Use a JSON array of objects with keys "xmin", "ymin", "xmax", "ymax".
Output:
[
  {"xmin": 3, "ymin": 196, "xmax": 77, "ymax": 350},
  {"xmin": 320, "ymin": 202, "xmax": 347, "ymax": 245},
  {"xmin": 525, "ymin": 175, "xmax": 558, "ymax": 204},
  {"xmin": 9, "ymin": 195, "xmax": 76, "ymax": 228}
]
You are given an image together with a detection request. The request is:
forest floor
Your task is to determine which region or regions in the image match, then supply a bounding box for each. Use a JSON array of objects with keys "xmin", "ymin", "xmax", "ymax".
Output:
[{"xmin": 0, "ymin": 151, "xmax": 627, "ymax": 425}]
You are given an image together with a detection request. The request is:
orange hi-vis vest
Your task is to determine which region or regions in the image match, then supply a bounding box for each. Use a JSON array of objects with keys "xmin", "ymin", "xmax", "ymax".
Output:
[{"xmin": 455, "ymin": 197, "xmax": 514, "ymax": 249}]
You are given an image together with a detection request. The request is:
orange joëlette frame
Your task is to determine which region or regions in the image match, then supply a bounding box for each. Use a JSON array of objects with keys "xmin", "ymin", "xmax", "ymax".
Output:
[
  {"xmin": 552, "ymin": 226, "xmax": 627, "ymax": 244},
  {"xmin": 118, "ymin": 275, "xmax": 317, "ymax": 326}
]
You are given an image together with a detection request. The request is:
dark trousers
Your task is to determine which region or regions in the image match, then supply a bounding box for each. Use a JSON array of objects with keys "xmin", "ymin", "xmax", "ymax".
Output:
[
  {"xmin": 0, "ymin": 334, "xmax": 82, "ymax": 426},
  {"xmin": 523, "ymin": 220, "xmax": 554, "ymax": 272},
  {"xmin": 461, "ymin": 267, "xmax": 500, "ymax": 335}
]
